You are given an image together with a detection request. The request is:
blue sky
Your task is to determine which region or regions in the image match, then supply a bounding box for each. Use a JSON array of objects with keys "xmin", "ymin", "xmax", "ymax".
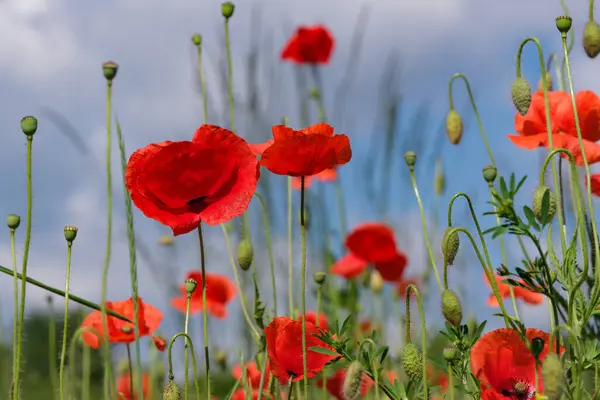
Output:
[{"xmin": 1, "ymin": 0, "xmax": 599, "ymax": 368}]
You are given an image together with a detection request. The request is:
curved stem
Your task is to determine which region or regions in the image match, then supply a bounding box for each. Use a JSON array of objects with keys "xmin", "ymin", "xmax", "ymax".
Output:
[
  {"xmin": 58, "ymin": 242, "xmax": 73, "ymax": 400},
  {"xmin": 68, "ymin": 326, "xmax": 103, "ymax": 399},
  {"xmin": 255, "ymin": 193, "xmax": 277, "ymax": 316},
  {"xmin": 405, "ymin": 284, "xmax": 428, "ymax": 396},
  {"xmin": 196, "ymin": 225, "xmax": 211, "ymax": 400},
  {"xmin": 167, "ymin": 333, "xmax": 202, "ymax": 400},
  {"xmin": 299, "ymin": 176, "xmax": 309, "ymax": 395}
]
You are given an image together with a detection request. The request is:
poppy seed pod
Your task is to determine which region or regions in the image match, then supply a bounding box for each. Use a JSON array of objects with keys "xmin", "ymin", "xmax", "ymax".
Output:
[
  {"xmin": 443, "ymin": 346, "xmax": 457, "ymax": 362},
  {"xmin": 313, "ymin": 271, "xmax": 326, "ymax": 285},
  {"xmin": 442, "ymin": 227, "xmax": 460, "ymax": 265},
  {"xmin": 6, "ymin": 214, "xmax": 20, "ymax": 230},
  {"xmin": 342, "ymin": 362, "xmax": 364, "ymax": 400},
  {"xmin": 511, "ymin": 77, "xmax": 532, "ymax": 116},
  {"xmin": 541, "ymin": 353, "xmax": 563, "ymax": 399},
  {"xmin": 532, "ymin": 185, "xmax": 556, "ymax": 223},
  {"xmin": 445, "ymin": 109, "xmax": 463, "ymax": 145},
  {"xmin": 370, "ymin": 270, "xmax": 384, "ymax": 294},
  {"xmin": 21, "ymin": 116, "xmax": 38, "ymax": 137},
  {"xmin": 184, "ymin": 278, "xmax": 197, "ymax": 295},
  {"xmin": 221, "ymin": 2, "xmax": 235, "ymax": 19},
  {"xmin": 482, "ymin": 165, "xmax": 497, "ymax": 183},
  {"xmin": 191, "ymin": 33, "xmax": 202, "ymax": 46},
  {"xmin": 441, "ymin": 289, "xmax": 463, "ymax": 327},
  {"xmin": 102, "ymin": 61, "xmax": 119, "ymax": 82},
  {"xmin": 402, "ymin": 343, "xmax": 423, "ymax": 381},
  {"xmin": 537, "ymin": 72, "xmax": 553, "ymax": 92},
  {"xmin": 556, "ymin": 16, "xmax": 572, "ymax": 34},
  {"xmin": 584, "ymin": 21, "xmax": 600, "ymax": 59},
  {"xmin": 530, "ymin": 337, "xmax": 545, "ymax": 359},
  {"xmin": 434, "ymin": 159, "xmax": 445, "ymax": 196},
  {"xmin": 162, "ymin": 379, "xmax": 181, "ymax": 400},
  {"xmin": 237, "ymin": 239, "xmax": 253, "ymax": 271},
  {"xmin": 404, "ymin": 151, "xmax": 417, "ymax": 167},
  {"xmin": 64, "ymin": 225, "xmax": 78, "ymax": 243}
]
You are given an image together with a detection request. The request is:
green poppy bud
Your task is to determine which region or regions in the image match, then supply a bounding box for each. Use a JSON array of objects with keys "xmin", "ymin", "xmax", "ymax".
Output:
[
  {"xmin": 511, "ymin": 77, "xmax": 532, "ymax": 116},
  {"xmin": 533, "ymin": 185, "xmax": 556, "ymax": 223},
  {"xmin": 584, "ymin": 21, "xmax": 600, "ymax": 59},
  {"xmin": 6, "ymin": 214, "xmax": 21, "ymax": 230},
  {"xmin": 404, "ymin": 151, "xmax": 417, "ymax": 167},
  {"xmin": 445, "ymin": 109, "xmax": 463, "ymax": 145},
  {"xmin": 21, "ymin": 116, "xmax": 38, "ymax": 137},
  {"xmin": 482, "ymin": 165, "xmax": 497, "ymax": 183},
  {"xmin": 64, "ymin": 225, "xmax": 78, "ymax": 243},
  {"xmin": 441, "ymin": 289, "xmax": 463, "ymax": 327},
  {"xmin": 402, "ymin": 343, "xmax": 423, "ymax": 381},
  {"xmin": 237, "ymin": 239, "xmax": 253, "ymax": 271},
  {"xmin": 342, "ymin": 361, "xmax": 364, "ymax": 400},
  {"xmin": 442, "ymin": 227, "xmax": 460, "ymax": 265},
  {"xmin": 221, "ymin": 2, "xmax": 235, "ymax": 19},
  {"xmin": 162, "ymin": 379, "xmax": 181, "ymax": 400},
  {"xmin": 102, "ymin": 61, "xmax": 119, "ymax": 82},
  {"xmin": 542, "ymin": 352, "xmax": 563, "ymax": 399}
]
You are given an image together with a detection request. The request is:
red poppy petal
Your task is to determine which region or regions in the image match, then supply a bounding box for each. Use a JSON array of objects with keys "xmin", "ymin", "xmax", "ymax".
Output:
[
  {"xmin": 292, "ymin": 176, "xmax": 313, "ymax": 190},
  {"xmin": 345, "ymin": 223, "xmax": 398, "ymax": 262},
  {"xmin": 299, "ymin": 123, "xmax": 335, "ymax": 137},
  {"xmin": 331, "ymin": 253, "xmax": 368, "ymax": 279},
  {"xmin": 271, "ymin": 125, "xmax": 298, "ymax": 141},
  {"xmin": 152, "ymin": 335, "xmax": 166, "ymax": 352},
  {"xmin": 587, "ymin": 174, "xmax": 600, "ymax": 196},
  {"xmin": 315, "ymin": 168, "xmax": 337, "ymax": 182},
  {"xmin": 374, "ymin": 252, "xmax": 407, "ymax": 282},
  {"xmin": 507, "ymin": 133, "xmax": 548, "ymax": 149},
  {"xmin": 555, "ymin": 90, "xmax": 600, "ymax": 142},
  {"xmin": 249, "ymin": 140, "xmax": 274, "ymax": 156}
]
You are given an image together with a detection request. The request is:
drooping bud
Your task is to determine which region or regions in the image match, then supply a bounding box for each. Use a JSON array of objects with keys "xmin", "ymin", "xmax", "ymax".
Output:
[
  {"xmin": 102, "ymin": 61, "xmax": 119, "ymax": 82},
  {"xmin": 21, "ymin": 116, "xmax": 38, "ymax": 137},
  {"xmin": 442, "ymin": 346, "xmax": 457, "ymax": 362},
  {"xmin": 237, "ymin": 239, "xmax": 253, "ymax": 271},
  {"xmin": 555, "ymin": 16, "xmax": 573, "ymax": 34},
  {"xmin": 342, "ymin": 361, "xmax": 364, "ymax": 400},
  {"xmin": 184, "ymin": 278, "xmax": 197, "ymax": 295},
  {"xmin": 6, "ymin": 214, "xmax": 21, "ymax": 230},
  {"xmin": 482, "ymin": 165, "xmax": 497, "ymax": 183},
  {"xmin": 442, "ymin": 227, "xmax": 460, "ymax": 265},
  {"xmin": 445, "ymin": 109, "xmax": 463, "ymax": 145},
  {"xmin": 370, "ymin": 270, "xmax": 384, "ymax": 294},
  {"xmin": 402, "ymin": 343, "xmax": 423, "ymax": 381},
  {"xmin": 530, "ymin": 337, "xmax": 545, "ymax": 359},
  {"xmin": 191, "ymin": 34, "xmax": 202, "ymax": 46},
  {"xmin": 583, "ymin": 21, "xmax": 600, "ymax": 59},
  {"xmin": 434, "ymin": 158, "xmax": 445, "ymax": 196},
  {"xmin": 541, "ymin": 353, "xmax": 563, "ymax": 399},
  {"xmin": 404, "ymin": 151, "xmax": 416, "ymax": 168},
  {"xmin": 214, "ymin": 350, "xmax": 228, "ymax": 370},
  {"xmin": 158, "ymin": 235, "xmax": 174, "ymax": 246},
  {"xmin": 162, "ymin": 379, "xmax": 181, "ymax": 400},
  {"xmin": 511, "ymin": 77, "xmax": 532, "ymax": 116},
  {"xmin": 532, "ymin": 185, "xmax": 557, "ymax": 223},
  {"xmin": 441, "ymin": 289, "xmax": 463, "ymax": 327},
  {"xmin": 537, "ymin": 72, "xmax": 553, "ymax": 92},
  {"xmin": 313, "ymin": 271, "xmax": 326, "ymax": 285},
  {"xmin": 64, "ymin": 225, "xmax": 78, "ymax": 243},
  {"xmin": 221, "ymin": 2, "xmax": 235, "ymax": 19}
]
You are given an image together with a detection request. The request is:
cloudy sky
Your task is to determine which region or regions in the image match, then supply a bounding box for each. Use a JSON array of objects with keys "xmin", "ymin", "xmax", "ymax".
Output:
[{"xmin": 1, "ymin": 0, "xmax": 599, "ymax": 370}]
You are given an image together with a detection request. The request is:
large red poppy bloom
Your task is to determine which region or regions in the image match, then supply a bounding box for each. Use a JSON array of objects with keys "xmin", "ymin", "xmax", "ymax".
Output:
[
  {"xmin": 507, "ymin": 90, "xmax": 600, "ymax": 166},
  {"xmin": 125, "ymin": 125, "xmax": 260, "ymax": 236},
  {"xmin": 281, "ymin": 25, "xmax": 334, "ymax": 64},
  {"xmin": 264, "ymin": 316, "xmax": 337, "ymax": 383},
  {"xmin": 298, "ymin": 311, "xmax": 328, "ymax": 330},
  {"xmin": 332, "ymin": 223, "xmax": 408, "ymax": 282},
  {"xmin": 485, "ymin": 273, "xmax": 543, "ymax": 308},
  {"xmin": 232, "ymin": 361, "xmax": 271, "ymax": 389},
  {"xmin": 171, "ymin": 271, "xmax": 236, "ymax": 319},
  {"xmin": 471, "ymin": 328, "xmax": 564, "ymax": 398},
  {"xmin": 587, "ymin": 174, "xmax": 600, "ymax": 196},
  {"xmin": 116, "ymin": 372, "xmax": 150, "ymax": 400},
  {"xmin": 251, "ymin": 123, "xmax": 351, "ymax": 177},
  {"xmin": 316, "ymin": 367, "xmax": 373, "ymax": 399},
  {"xmin": 81, "ymin": 297, "xmax": 164, "ymax": 351}
]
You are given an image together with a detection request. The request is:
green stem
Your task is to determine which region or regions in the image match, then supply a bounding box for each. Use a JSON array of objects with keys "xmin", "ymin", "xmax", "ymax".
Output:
[
  {"xmin": 184, "ymin": 294, "xmax": 192, "ymax": 400},
  {"xmin": 255, "ymin": 193, "xmax": 277, "ymax": 316},
  {"xmin": 448, "ymin": 366, "xmax": 454, "ymax": 400},
  {"xmin": 408, "ymin": 166, "xmax": 443, "ymax": 293},
  {"xmin": 195, "ymin": 42, "xmax": 209, "ymax": 124},
  {"xmin": 316, "ymin": 284, "xmax": 326, "ymax": 400},
  {"xmin": 126, "ymin": 344, "xmax": 134, "ymax": 399},
  {"xmin": 14, "ymin": 135, "xmax": 33, "ymax": 400},
  {"xmin": 82, "ymin": 344, "xmax": 90, "ymax": 400},
  {"xmin": 287, "ymin": 177, "xmax": 294, "ymax": 316},
  {"xmin": 405, "ymin": 284, "xmax": 428, "ymax": 396},
  {"xmin": 256, "ymin": 352, "xmax": 270, "ymax": 400},
  {"xmin": 590, "ymin": 0, "xmax": 595, "ymax": 21},
  {"xmin": 47, "ymin": 298, "xmax": 59, "ymax": 400},
  {"xmin": 68, "ymin": 326, "xmax": 103, "ymax": 399},
  {"xmin": 58, "ymin": 241, "xmax": 73, "ymax": 400},
  {"xmin": 299, "ymin": 176, "xmax": 309, "ymax": 395},
  {"xmin": 224, "ymin": 18, "xmax": 235, "ymax": 133},
  {"xmin": 10, "ymin": 228, "xmax": 19, "ymax": 398},
  {"xmin": 196, "ymin": 225, "xmax": 211, "ymax": 400},
  {"xmin": 286, "ymin": 379, "xmax": 295, "ymax": 400},
  {"xmin": 167, "ymin": 333, "xmax": 201, "ymax": 400}
]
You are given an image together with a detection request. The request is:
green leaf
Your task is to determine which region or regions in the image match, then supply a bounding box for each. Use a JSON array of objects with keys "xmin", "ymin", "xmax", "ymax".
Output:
[
  {"xmin": 499, "ymin": 177, "xmax": 509, "ymax": 198},
  {"xmin": 309, "ymin": 346, "xmax": 339, "ymax": 357}
]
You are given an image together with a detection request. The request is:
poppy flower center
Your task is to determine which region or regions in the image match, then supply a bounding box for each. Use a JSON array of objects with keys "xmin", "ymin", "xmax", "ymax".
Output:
[{"xmin": 501, "ymin": 378, "xmax": 535, "ymax": 399}]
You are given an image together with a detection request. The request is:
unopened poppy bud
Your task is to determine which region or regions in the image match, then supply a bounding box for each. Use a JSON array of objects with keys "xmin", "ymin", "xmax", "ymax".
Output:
[
  {"xmin": 404, "ymin": 151, "xmax": 416, "ymax": 167},
  {"xmin": 530, "ymin": 337, "xmax": 545, "ymax": 359},
  {"xmin": 434, "ymin": 159, "xmax": 445, "ymax": 196},
  {"xmin": 556, "ymin": 16, "xmax": 572, "ymax": 34},
  {"xmin": 441, "ymin": 289, "xmax": 463, "ymax": 327},
  {"xmin": 158, "ymin": 235, "xmax": 174, "ymax": 246},
  {"xmin": 21, "ymin": 116, "xmax": 38, "ymax": 137},
  {"xmin": 370, "ymin": 270, "xmax": 384, "ymax": 294},
  {"xmin": 102, "ymin": 61, "xmax": 119, "ymax": 82},
  {"xmin": 214, "ymin": 350, "xmax": 228, "ymax": 369},
  {"xmin": 343, "ymin": 361, "xmax": 364, "ymax": 400},
  {"xmin": 533, "ymin": 185, "xmax": 556, "ymax": 223},
  {"xmin": 64, "ymin": 225, "xmax": 78, "ymax": 243},
  {"xmin": 237, "ymin": 239, "xmax": 253, "ymax": 271},
  {"xmin": 221, "ymin": 2, "xmax": 235, "ymax": 19},
  {"xmin": 442, "ymin": 346, "xmax": 457, "ymax": 362},
  {"xmin": 162, "ymin": 379, "xmax": 181, "ymax": 400},
  {"xmin": 442, "ymin": 227, "xmax": 460, "ymax": 265},
  {"xmin": 402, "ymin": 343, "xmax": 423, "ymax": 381},
  {"xmin": 185, "ymin": 278, "xmax": 197, "ymax": 295},
  {"xmin": 313, "ymin": 271, "xmax": 326, "ymax": 285},
  {"xmin": 584, "ymin": 21, "xmax": 600, "ymax": 58},
  {"xmin": 191, "ymin": 33, "xmax": 202, "ymax": 46},
  {"xmin": 511, "ymin": 77, "xmax": 532, "ymax": 116},
  {"xmin": 541, "ymin": 352, "xmax": 563, "ymax": 398},
  {"xmin": 7, "ymin": 214, "xmax": 21, "ymax": 230},
  {"xmin": 482, "ymin": 165, "xmax": 497, "ymax": 183},
  {"xmin": 537, "ymin": 72, "xmax": 553, "ymax": 92},
  {"xmin": 445, "ymin": 109, "xmax": 463, "ymax": 145}
]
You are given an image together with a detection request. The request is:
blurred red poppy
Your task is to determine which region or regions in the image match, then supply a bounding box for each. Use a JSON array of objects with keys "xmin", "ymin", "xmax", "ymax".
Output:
[
  {"xmin": 508, "ymin": 90, "xmax": 600, "ymax": 166},
  {"xmin": 316, "ymin": 367, "xmax": 373, "ymax": 399},
  {"xmin": 264, "ymin": 316, "xmax": 337, "ymax": 383},
  {"xmin": 281, "ymin": 25, "xmax": 334, "ymax": 64},
  {"xmin": 232, "ymin": 361, "xmax": 270, "ymax": 389},
  {"xmin": 125, "ymin": 125, "xmax": 260, "ymax": 236},
  {"xmin": 484, "ymin": 273, "xmax": 543, "ymax": 308},
  {"xmin": 396, "ymin": 278, "xmax": 419, "ymax": 298},
  {"xmin": 171, "ymin": 271, "xmax": 236, "ymax": 319},
  {"xmin": 587, "ymin": 174, "xmax": 600, "ymax": 196},
  {"xmin": 116, "ymin": 372, "xmax": 150, "ymax": 400},
  {"xmin": 291, "ymin": 168, "xmax": 337, "ymax": 190},
  {"xmin": 471, "ymin": 328, "xmax": 564, "ymax": 398},
  {"xmin": 299, "ymin": 311, "xmax": 328, "ymax": 330},
  {"xmin": 81, "ymin": 297, "xmax": 164, "ymax": 351},
  {"xmin": 251, "ymin": 123, "xmax": 351, "ymax": 177}
]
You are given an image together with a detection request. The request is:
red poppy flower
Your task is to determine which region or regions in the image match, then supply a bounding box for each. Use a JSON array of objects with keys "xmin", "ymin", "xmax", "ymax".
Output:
[
  {"xmin": 231, "ymin": 389, "xmax": 276, "ymax": 400},
  {"xmin": 125, "ymin": 124, "xmax": 260, "ymax": 236},
  {"xmin": 232, "ymin": 361, "xmax": 270, "ymax": 389},
  {"xmin": 316, "ymin": 367, "xmax": 373, "ymax": 399},
  {"xmin": 291, "ymin": 168, "xmax": 337, "ymax": 190},
  {"xmin": 281, "ymin": 25, "xmax": 334, "ymax": 64},
  {"xmin": 331, "ymin": 253, "xmax": 369, "ymax": 279},
  {"xmin": 299, "ymin": 311, "xmax": 328, "ymax": 330},
  {"xmin": 396, "ymin": 278, "xmax": 419, "ymax": 298},
  {"xmin": 81, "ymin": 297, "xmax": 165, "ymax": 351},
  {"xmin": 252, "ymin": 123, "xmax": 351, "ymax": 177},
  {"xmin": 587, "ymin": 174, "xmax": 600, "ymax": 196},
  {"xmin": 485, "ymin": 273, "xmax": 543, "ymax": 308},
  {"xmin": 507, "ymin": 90, "xmax": 600, "ymax": 166},
  {"xmin": 171, "ymin": 271, "xmax": 236, "ymax": 319},
  {"xmin": 264, "ymin": 316, "xmax": 337, "ymax": 383},
  {"xmin": 471, "ymin": 328, "xmax": 564, "ymax": 398},
  {"xmin": 116, "ymin": 372, "xmax": 150, "ymax": 400}
]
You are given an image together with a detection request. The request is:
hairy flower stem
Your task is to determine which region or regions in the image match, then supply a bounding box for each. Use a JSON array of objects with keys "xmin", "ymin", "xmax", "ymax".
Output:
[
  {"xmin": 300, "ymin": 176, "xmax": 309, "ymax": 396},
  {"xmin": 69, "ymin": 327, "xmax": 103, "ymax": 398},
  {"xmin": 405, "ymin": 285, "xmax": 428, "ymax": 396},
  {"xmin": 255, "ymin": 193, "xmax": 278, "ymax": 316},
  {"xmin": 256, "ymin": 351, "xmax": 270, "ymax": 400},
  {"xmin": 47, "ymin": 298, "xmax": 59, "ymax": 400},
  {"xmin": 58, "ymin": 240, "xmax": 73, "ymax": 400},
  {"xmin": 316, "ymin": 284, "xmax": 327, "ymax": 400},
  {"xmin": 196, "ymin": 225, "xmax": 212, "ymax": 400},
  {"xmin": 184, "ymin": 294, "xmax": 192, "ymax": 400},
  {"xmin": 408, "ymin": 166, "xmax": 443, "ymax": 293},
  {"xmin": 195, "ymin": 41, "xmax": 209, "ymax": 124},
  {"xmin": 167, "ymin": 333, "xmax": 201, "ymax": 399},
  {"xmin": 9, "ymin": 227, "xmax": 19, "ymax": 398},
  {"xmin": 126, "ymin": 344, "xmax": 134, "ymax": 399},
  {"xmin": 14, "ymin": 135, "xmax": 33, "ymax": 400}
]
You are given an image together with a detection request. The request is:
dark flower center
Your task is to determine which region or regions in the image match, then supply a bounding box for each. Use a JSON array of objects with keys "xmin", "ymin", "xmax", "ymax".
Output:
[{"xmin": 501, "ymin": 378, "xmax": 535, "ymax": 399}]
